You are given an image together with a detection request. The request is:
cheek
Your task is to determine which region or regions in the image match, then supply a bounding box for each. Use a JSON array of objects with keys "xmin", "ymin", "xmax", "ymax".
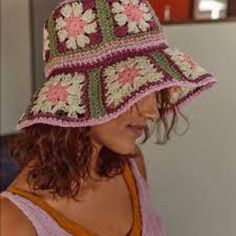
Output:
[
  {"xmin": 106, "ymin": 125, "xmax": 134, "ymax": 144},
  {"xmin": 109, "ymin": 129, "xmax": 137, "ymax": 154}
]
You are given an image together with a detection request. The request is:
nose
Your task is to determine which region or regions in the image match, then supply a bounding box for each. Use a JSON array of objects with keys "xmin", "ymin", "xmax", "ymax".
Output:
[{"xmin": 134, "ymin": 93, "xmax": 160, "ymax": 122}]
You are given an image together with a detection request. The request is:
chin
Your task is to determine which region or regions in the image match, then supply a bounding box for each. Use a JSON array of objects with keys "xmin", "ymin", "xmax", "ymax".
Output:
[{"xmin": 114, "ymin": 142, "xmax": 137, "ymax": 156}]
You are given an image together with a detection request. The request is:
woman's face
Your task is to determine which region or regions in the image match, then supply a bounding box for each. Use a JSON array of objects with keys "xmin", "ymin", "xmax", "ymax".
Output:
[{"xmin": 90, "ymin": 92, "xmax": 160, "ymax": 155}]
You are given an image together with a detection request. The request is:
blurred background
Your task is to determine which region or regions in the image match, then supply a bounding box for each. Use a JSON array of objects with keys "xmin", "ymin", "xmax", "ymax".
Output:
[{"xmin": 1, "ymin": 1, "xmax": 236, "ymax": 236}]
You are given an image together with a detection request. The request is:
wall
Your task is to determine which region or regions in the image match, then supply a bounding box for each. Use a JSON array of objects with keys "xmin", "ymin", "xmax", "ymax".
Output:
[
  {"xmin": 31, "ymin": 0, "xmax": 60, "ymax": 90},
  {"xmin": 0, "ymin": 0, "xmax": 32, "ymax": 135},
  {"xmin": 139, "ymin": 22, "xmax": 236, "ymax": 236}
]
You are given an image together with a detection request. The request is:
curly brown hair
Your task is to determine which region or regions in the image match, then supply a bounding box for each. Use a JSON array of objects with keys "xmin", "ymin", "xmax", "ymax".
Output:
[{"xmin": 9, "ymin": 88, "xmax": 189, "ymax": 199}]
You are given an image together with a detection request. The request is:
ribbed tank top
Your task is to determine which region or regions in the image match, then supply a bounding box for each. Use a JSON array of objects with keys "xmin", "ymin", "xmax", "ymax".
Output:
[{"xmin": 0, "ymin": 158, "xmax": 167, "ymax": 236}]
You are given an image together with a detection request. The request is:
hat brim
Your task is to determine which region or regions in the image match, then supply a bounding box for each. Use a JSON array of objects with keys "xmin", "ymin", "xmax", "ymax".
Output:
[{"xmin": 16, "ymin": 46, "xmax": 217, "ymax": 130}]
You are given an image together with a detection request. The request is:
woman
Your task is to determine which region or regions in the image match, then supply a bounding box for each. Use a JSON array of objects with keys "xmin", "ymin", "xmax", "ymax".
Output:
[{"xmin": 0, "ymin": 0, "xmax": 217, "ymax": 235}]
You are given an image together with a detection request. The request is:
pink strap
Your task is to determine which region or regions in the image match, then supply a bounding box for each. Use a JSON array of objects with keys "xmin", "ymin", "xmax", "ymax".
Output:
[
  {"xmin": 0, "ymin": 191, "xmax": 71, "ymax": 236},
  {"xmin": 129, "ymin": 158, "xmax": 167, "ymax": 236}
]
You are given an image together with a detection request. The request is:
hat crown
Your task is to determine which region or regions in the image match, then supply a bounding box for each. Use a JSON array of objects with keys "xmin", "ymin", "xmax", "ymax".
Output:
[{"xmin": 43, "ymin": 0, "xmax": 163, "ymax": 64}]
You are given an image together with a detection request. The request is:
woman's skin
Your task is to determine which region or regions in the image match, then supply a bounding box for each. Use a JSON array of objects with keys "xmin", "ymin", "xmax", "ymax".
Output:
[
  {"xmin": 1, "ymin": 92, "xmax": 160, "ymax": 236},
  {"xmin": 89, "ymin": 91, "xmax": 160, "ymax": 176}
]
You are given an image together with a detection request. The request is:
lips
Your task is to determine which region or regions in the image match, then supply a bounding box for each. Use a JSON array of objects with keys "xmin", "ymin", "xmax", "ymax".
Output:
[{"xmin": 127, "ymin": 125, "xmax": 145, "ymax": 138}]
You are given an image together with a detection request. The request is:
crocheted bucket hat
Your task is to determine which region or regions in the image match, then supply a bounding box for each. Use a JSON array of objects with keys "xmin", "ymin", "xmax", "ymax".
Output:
[{"xmin": 16, "ymin": 0, "xmax": 217, "ymax": 130}]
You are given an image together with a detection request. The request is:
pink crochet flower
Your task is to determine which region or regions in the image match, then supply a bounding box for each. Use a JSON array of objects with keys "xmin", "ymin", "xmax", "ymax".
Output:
[
  {"xmin": 112, "ymin": 0, "xmax": 153, "ymax": 33},
  {"xmin": 56, "ymin": 2, "xmax": 97, "ymax": 49},
  {"xmin": 44, "ymin": 83, "xmax": 69, "ymax": 103},
  {"xmin": 31, "ymin": 73, "xmax": 86, "ymax": 118},
  {"xmin": 163, "ymin": 48, "xmax": 207, "ymax": 79},
  {"xmin": 181, "ymin": 53, "xmax": 197, "ymax": 70},
  {"xmin": 117, "ymin": 66, "xmax": 142, "ymax": 85},
  {"xmin": 104, "ymin": 56, "xmax": 164, "ymax": 107}
]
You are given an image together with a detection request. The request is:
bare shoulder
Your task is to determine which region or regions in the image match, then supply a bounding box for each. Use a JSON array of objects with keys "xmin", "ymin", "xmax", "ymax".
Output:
[
  {"xmin": 134, "ymin": 146, "xmax": 148, "ymax": 182},
  {"xmin": 0, "ymin": 196, "xmax": 37, "ymax": 236}
]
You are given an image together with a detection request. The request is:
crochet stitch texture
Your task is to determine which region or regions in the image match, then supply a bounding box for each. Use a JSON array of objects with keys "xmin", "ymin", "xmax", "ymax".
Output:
[{"xmin": 17, "ymin": 0, "xmax": 217, "ymax": 130}]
